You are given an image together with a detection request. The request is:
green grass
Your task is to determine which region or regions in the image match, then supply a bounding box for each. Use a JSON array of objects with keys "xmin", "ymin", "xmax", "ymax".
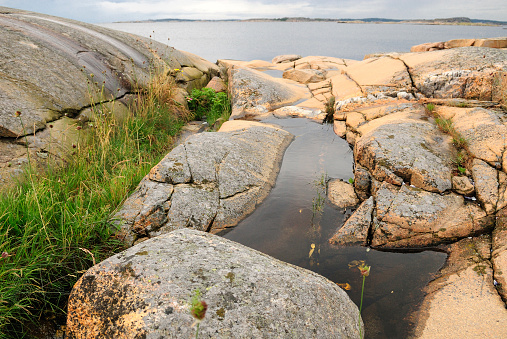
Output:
[
  {"xmin": 0, "ymin": 71, "xmax": 188, "ymax": 337},
  {"xmin": 426, "ymin": 103, "xmax": 471, "ymax": 173}
]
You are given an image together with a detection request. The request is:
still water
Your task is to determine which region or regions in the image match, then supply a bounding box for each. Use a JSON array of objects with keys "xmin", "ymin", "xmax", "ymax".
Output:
[
  {"xmin": 100, "ymin": 21, "xmax": 506, "ymax": 62},
  {"xmin": 219, "ymin": 118, "xmax": 446, "ymax": 338}
]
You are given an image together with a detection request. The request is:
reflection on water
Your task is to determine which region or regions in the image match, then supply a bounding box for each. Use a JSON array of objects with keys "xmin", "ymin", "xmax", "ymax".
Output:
[{"xmin": 221, "ymin": 118, "xmax": 447, "ymax": 338}]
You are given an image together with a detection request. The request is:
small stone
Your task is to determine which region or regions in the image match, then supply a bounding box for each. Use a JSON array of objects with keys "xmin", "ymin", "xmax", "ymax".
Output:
[
  {"xmin": 327, "ymin": 179, "xmax": 359, "ymax": 208},
  {"xmin": 452, "ymin": 176, "xmax": 475, "ymax": 196}
]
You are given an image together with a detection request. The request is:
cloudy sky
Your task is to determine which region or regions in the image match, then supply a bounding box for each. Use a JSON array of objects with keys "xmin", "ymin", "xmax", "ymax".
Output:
[{"xmin": 0, "ymin": 0, "xmax": 505, "ymax": 23}]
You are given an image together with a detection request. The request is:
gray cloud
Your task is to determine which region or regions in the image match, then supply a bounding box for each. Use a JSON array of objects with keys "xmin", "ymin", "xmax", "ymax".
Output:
[{"xmin": 0, "ymin": 0, "xmax": 505, "ymax": 23}]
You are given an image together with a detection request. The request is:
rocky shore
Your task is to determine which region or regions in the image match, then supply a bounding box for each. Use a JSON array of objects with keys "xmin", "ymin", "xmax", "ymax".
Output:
[{"xmin": 1, "ymin": 5, "xmax": 507, "ymax": 338}]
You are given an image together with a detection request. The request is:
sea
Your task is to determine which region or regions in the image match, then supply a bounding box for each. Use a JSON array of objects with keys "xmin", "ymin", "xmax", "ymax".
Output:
[{"xmin": 99, "ymin": 21, "xmax": 506, "ymax": 62}]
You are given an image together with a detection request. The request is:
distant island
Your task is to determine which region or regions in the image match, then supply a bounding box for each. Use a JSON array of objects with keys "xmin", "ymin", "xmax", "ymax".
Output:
[{"xmin": 121, "ymin": 17, "xmax": 507, "ymax": 26}]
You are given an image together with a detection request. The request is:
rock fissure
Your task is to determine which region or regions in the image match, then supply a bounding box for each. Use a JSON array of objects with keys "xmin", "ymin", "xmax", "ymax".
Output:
[
  {"xmin": 342, "ymin": 70, "xmax": 366, "ymax": 96},
  {"xmin": 391, "ymin": 56, "xmax": 417, "ymax": 94}
]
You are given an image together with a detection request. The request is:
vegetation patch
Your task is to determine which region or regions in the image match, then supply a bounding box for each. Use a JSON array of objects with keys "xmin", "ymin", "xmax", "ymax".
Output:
[
  {"xmin": 426, "ymin": 103, "xmax": 471, "ymax": 172},
  {"xmin": 0, "ymin": 68, "xmax": 189, "ymax": 337},
  {"xmin": 187, "ymin": 87, "xmax": 231, "ymax": 129}
]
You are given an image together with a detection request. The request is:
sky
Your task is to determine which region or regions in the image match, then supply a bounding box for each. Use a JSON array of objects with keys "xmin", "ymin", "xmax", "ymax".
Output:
[{"xmin": 0, "ymin": 0, "xmax": 505, "ymax": 23}]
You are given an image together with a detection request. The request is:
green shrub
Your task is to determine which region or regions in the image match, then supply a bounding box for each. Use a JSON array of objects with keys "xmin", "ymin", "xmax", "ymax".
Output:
[{"xmin": 187, "ymin": 87, "xmax": 231, "ymax": 127}]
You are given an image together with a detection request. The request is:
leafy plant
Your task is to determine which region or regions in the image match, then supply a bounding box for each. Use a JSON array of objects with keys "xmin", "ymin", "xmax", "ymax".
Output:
[
  {"xmin": 426, "ymin": 103, "xmax": 435, "ymax": 113},
  {"xmin": 187, "ymin": 87, "xmax": 231, "ymax": 128}
]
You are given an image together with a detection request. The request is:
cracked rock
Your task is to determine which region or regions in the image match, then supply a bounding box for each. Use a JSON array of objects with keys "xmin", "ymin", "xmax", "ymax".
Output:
[
  {"xmin": 113, "ymin": 121, "xmax": 293, "ymax": 245},
  {"xmin": 67, "ymin": 229, "xmax": 363, "ymax": 339}
]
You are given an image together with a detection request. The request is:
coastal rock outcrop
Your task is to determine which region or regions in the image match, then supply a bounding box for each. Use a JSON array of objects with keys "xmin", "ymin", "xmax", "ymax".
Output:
[
  {"xmin": 0, "ymin": 6, "xmax": 218, "ymax": 185},
  {"xmin": 113, "ymin": 120, "xmax": 293, "ymax": 246},
  {"xmin": 67, "ymin": 228, "xmax": 363, "ymax": 339},
  {"xmin": 411, "ymin": 37, "xmax": 507, "ymax": 52}
]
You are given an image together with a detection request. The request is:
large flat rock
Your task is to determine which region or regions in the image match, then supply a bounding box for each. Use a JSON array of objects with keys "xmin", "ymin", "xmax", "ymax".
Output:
[
  {"xmin": 67, "ymin": 229, "xmax": 362, "ymax": 338},
  {"xmin": 113, "ymin": 121, "xmax": 294, "ymax": 245},
  {"xmin": 354, "ymin": 112, "xmax": 453, "ymax": 193},
  {"xmin": 228, "ymin": 66, "xmax": 312, "ymax": 119}
]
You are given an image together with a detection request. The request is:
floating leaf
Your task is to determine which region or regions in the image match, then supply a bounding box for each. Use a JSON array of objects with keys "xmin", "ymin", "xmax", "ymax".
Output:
[
  {"xmin": 347, "ymin": 260, "xmax": 365, "ymax": 269},
  {"xmin": 336, "ymin": 282, "xmax": 352, "ymax": 290},
  {"xmin": 309, "ymin": 243, "xmax": 316, "ymax": 258}
]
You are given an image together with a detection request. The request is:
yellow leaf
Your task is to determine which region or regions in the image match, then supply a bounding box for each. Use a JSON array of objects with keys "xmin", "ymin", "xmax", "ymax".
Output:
[
  {"xmin": 309, "ymin": 243, "xmax": 315, "ymax": 258},
  {"xmin": 336, "ymin": 283, "xmax": 352, "ymax": 290}
]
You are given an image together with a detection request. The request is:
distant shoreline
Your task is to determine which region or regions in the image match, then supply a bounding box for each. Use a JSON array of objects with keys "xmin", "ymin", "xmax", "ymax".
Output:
[{"xmin": 115, "ymin": 17, "xmax": 507, "ymax": 26}]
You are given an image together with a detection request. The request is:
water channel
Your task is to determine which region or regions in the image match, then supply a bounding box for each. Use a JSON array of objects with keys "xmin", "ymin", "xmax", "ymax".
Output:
[{"xmin": 221, "ymin": 117, "xmax": 447, "ymax": 338}]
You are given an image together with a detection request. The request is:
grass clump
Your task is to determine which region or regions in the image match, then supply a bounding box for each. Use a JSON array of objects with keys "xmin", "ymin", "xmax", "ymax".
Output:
[
  {"xmin": 187, "ymin": 87, "xmax": 231, "ymax": 128},
  {"xmin": 0, "ymin": 70, "xmax": 187, "ymax": 337},
  {"xmin": 426, "ymin": 103, "xmax": 471, "ymax": 173}
]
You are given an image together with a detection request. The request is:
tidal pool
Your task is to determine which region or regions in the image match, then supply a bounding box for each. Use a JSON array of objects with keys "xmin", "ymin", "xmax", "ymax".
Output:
[{"xmin": 221, "ymin": 117, "xmax": 447, "ymax": 338}]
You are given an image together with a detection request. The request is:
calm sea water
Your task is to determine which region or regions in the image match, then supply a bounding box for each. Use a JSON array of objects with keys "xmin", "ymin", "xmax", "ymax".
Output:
[{"xmin": 100, "ymin": 21, "xmax": 506, "ymax": 62}]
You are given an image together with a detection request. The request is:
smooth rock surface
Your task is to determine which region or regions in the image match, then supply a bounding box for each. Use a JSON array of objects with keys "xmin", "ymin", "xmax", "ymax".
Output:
[
  {"xmin": 413, "ymin": 236, "xmax": 507, "ymax": 338},
  {"xmin": 67, "ymin": 229, "xmax": 363, "ymax": 339},
  {"xmin": 113, "ymin": 121, "xmax": 293, "ymax": 245}
]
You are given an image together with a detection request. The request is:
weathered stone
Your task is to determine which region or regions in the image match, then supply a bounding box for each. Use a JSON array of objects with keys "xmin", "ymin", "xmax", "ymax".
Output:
[
  {"xmin": 345, "ymin": 112, "xmax": 366, "ymax": 131},
  {"xmin": 343, "ymin": 56, "xmax": 412, "ymax": 94},
  {"xmin": 371, "ymin": 184, "xmax": 493, "ymax": 248},
  {"xmin": 497, "ymin": 171, "xmax": 507, "ymax": 212},
  {"xmin": 452, "ymin": 175, "xmax": 475, "ymax": 196},
  {"xmin": 307, "ymin": 79, "xmax": 331, "ymax": 91},
  {"xmin": 448, "ymin": 108, "xmax": 507, "ymax": 168},
  {"xmin": 113, "ymin": 121, "xmax": 293, "ymax": 244},
  {"xmin": 354, "ymin": 166, "xmax": 371, "ymax": 201},
  {"xmin": 329, "ymin": 197, "xmax": 374, "ymax": 246},
  {"xmin": 410, "ymin": 42, "xmax": 445, "ymax": 52},
  {"xmin": 474, "ymin": 37, "xmax": 507, "ymax": 48},
  {"xmin": 272, "ymin": 106, "xmax": 321, "ymax": 119},
  {"xmin": 400, "ymin": 48, "xmax": 507, "ymax": 101},
  {"xmin": 294, "ymin": 56, "xmax": 354, "ymax": 71},
  {"xmin": 353, "ymin": 101, "xmax": 418, "ymax": 122},
  {"xmin": 493, "ymin": 208, "xmax": 507, "ymax": 302},
  {"xmin": 471, "ymin": 158, "xmax": 499, "ymax": 215},
  {"xmin": 412, "ymin": 236, "xmax": 507, "ymax": 338},
  {"xmin": 205, "ymin": 76, "xmax": 227, "ymax": 93},
  {"xmin": 282, "ymin": 69, "xmax": 326, "ymax": 84},
  {"xmin": 67, "ymin": 229, "xmax": 363, "ymax": 339},
  {"xmin": 330, "ymin": 73, "xmax": 363, "ymax": 101},
  {"xmin": 354, "ymin": 115, "xmax": 453, "ymax": 193},
  {"xmin": 444, "ymin": 39, "xmax": 475, "ymax": 49},
  {"xmin": 345, "ymin": 131, "xmax": 358, "ymax": 145},
  {"xmin": 228, "ymin": 66, "xmax": 312, "ymax": 119},
  {"xmin": 333, "ymin": 120, "xmax": 347, "ymax": 138},
  {"xmin": 327, "ymin": 179, "xmax": 359, "ymax": 208},
  {"xmin": 272, "ymin": 54, "xmax": 301, "ymax": 64}
]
